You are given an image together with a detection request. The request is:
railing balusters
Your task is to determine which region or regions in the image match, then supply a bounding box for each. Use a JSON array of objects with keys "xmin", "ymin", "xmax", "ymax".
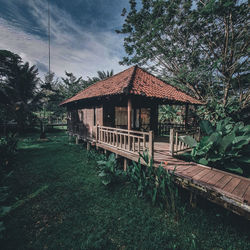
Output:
[{"xmin": 94, "ymin": 126, "xmax": 153, "ymax": 161}]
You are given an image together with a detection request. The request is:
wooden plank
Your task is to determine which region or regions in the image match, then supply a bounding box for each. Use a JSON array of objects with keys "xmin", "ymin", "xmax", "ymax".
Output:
[
  {"xmin": 193, "ymin": 169, "xmax": 211, "ymax": 181},
  {"xmin": 174, "ymin": 165, "xmax": 193, "ymax": 173},
  {"xmin": 215, "ymin": 175, "xmax": 233, "ymax": 189},
  {"xmin": 206, "ymin": 172, "xmax": 224, "ymax": 185},
  {"xmin": 199, "ymin": 171, "xmax": 216, "ymax": 183},
  {"xmin": 232, "ymin": 181, "xmax": 250, "ymax": 197},
  {"xmin": 223, "ymin": 178, "xmax": 241, "ymax": 194},
  {"xmin": 180, "ymin": 166, "xmax": 201, "ymax": 176},
  {"xmin": 188, "ymin": 167, "xmax": 206, "ymax": 178}
]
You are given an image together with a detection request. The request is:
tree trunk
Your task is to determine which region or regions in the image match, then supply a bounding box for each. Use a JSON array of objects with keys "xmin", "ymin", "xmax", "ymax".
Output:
[{"xmin": 223, "ymin": 80, "xmax": 231, "ymax": 106}]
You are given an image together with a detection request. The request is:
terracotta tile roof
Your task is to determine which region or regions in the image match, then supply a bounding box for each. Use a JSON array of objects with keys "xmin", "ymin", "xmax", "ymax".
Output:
[{"xmin": 60, "ymin": 66, "xmax": 203, "ymax": 105}]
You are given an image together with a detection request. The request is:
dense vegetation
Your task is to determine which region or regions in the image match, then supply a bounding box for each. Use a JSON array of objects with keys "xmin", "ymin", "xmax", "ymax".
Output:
[
  {"xmin": 117, "ymin": 0, "xmax": 249, "ymax": 123},
  {"xmin": 180, "ymin": 118, "xmax": 250, "ymax": 177},
  {"xmin": 1, "ymin": 131, "xmax": 250, "ymax": 249}
]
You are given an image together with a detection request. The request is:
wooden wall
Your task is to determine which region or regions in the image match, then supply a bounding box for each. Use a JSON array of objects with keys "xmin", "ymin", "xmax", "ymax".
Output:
[{"xmin": 68, "ymin": 105, "xmax": 103, "ymax": 138}]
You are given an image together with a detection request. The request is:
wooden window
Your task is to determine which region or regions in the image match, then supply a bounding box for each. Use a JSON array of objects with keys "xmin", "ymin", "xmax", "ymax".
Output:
[{"xmin": 115, "ymin": 107, "xmax": 127, "ymax": 128}]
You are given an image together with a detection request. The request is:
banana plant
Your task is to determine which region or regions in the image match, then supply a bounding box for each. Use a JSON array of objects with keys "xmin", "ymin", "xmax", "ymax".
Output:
[
  {"xmin": 179, "ymin": 118, "xmax": 250, "ymax": 176},
  {"xmin": 97, "ymin": 154, "xmax": 125, "ymax": 186}
]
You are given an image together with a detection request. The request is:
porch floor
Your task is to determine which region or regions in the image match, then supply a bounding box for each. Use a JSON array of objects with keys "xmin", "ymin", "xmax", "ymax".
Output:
[{"xmin": 96, "ymin": 138, "xmax": 250, "ymax": 219}]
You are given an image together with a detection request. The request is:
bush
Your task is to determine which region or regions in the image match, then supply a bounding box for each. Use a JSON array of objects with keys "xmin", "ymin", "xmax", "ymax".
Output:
[
  {"xmin": 127, "ymin": 152, "xmax": 180, "ymax": 216},
  {"xmin": 97, "ymin": 153, "xmax": 126, "ymax": 186},
  {"xmin": 180, "ymin": 118, "xmax": 250, "ymax": 176}
]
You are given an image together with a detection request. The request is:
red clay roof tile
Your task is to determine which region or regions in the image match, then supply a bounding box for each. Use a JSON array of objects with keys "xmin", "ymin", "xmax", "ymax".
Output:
[{"xmin": 60, "ymin": 66, "xmax": 203, "ymax": 105}]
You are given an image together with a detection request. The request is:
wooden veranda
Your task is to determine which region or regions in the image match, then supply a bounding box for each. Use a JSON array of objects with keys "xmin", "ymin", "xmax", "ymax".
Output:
[{"xmin": 69, "ymin": 125, "xmax": 250, "ymax": 219}]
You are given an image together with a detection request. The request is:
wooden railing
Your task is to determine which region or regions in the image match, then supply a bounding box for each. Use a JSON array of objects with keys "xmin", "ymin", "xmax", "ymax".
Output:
[
  {"xmin": 96, "ymin": 125, "xmax": 154, "ymax": 161},
  {"xmin": 169, "ymin": 128, "xmax": 200, "ymax": 156},
  {"xmin": 158, "ymin": 122, "xmax": 186, "ymax": 136}
]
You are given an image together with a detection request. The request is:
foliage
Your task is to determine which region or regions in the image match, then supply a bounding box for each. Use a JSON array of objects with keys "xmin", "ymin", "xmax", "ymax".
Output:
[
  {"xmin": 127, "ymin": 152, "xmax": 180, "ymax": 215},
  {"xmin": 97, "ymin": 153, "xmax": 126, "ymax": 186},
  {"xmin": 159, "ymin": 105, "xmax": 183, "ymax": 124},
  {"xmin": 1, "ymin": 131, "xmax": 249, "ymax": 249},
  {"xmin": 181, "ymin": 118, "xmax": 250, "ymax": 176},
  {"xmin": 196, "ymin": 98, "xmax": 245, "ymax": 125},
  {"xmin": 117, "ymin": 0, "xmax": 249, "ymax": 108},
  {"xmin": 0, "ymin": 50, "xmax": 43, "ymax": 131}
]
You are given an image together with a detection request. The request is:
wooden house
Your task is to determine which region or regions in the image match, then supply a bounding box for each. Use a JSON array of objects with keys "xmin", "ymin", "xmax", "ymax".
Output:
[
  {"xmin": 60, "ymin": 65, "xmax": 202, "ymax": 144},
  {"xmin": 60, "ymin": 65, "xmax": 250, "ymax": 219}
]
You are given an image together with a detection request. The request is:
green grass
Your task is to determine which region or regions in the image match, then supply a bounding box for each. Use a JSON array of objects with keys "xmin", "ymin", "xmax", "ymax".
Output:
[{"xmin": 1, "ymin": 131, "xmax": 250, "ymax": 249}]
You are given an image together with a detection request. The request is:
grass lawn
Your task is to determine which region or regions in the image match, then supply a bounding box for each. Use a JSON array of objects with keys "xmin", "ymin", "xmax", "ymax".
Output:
[{"xmin": 1, "ymin": 130, "xmax": 250, "ymax": 249}]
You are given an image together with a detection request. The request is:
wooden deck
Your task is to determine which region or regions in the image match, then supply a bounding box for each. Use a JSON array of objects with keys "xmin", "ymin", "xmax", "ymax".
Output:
[{"xmin": 95, "ymin": 138, "xmax": 250, "ymax": 219}]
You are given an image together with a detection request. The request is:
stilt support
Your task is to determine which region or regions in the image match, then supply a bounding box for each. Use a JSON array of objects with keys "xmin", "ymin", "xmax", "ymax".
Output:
[
  {"xmin": 87, "ymin": 142, "xmax": 90, "ymax": 151},
  {"xmin": 123, "ymin": 158, "xmax": 128, "ymax": 171},
  {"xmin": 76, "ymin": 136, "xmax": 79, "ymax": 145},
  {"xmin": 190, "ymin": 192, "xmax": 197, "ymax": 208}
]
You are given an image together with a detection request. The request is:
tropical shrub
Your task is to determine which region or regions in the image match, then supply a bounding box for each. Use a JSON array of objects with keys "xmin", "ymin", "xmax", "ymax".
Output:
[
  {"xmin": 180, "ymin": 118, "xmax": 250, "ymax": 176},
  {"xmin": 97, "ymin": 153, "xmax": 126, "ymax": 186},
  {"xmin": 127, "ymin": 152, "xmax": 180, "ymax": 215}
]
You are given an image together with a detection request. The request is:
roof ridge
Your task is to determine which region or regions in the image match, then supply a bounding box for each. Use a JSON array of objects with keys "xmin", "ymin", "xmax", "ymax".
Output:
[
  {"xmin": 60, "ymin": 65, "xmax": 137, "ymax": 105},
  {"xmin": 123, "ymin": 65, "xmax": 137, "ymax": 94}
]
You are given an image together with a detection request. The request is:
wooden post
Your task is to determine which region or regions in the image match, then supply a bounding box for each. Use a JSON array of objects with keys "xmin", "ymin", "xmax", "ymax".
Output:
[
  {"xmin": 95, "ymin": 125, "xmax": 99, "ymax": 142},
  {"xmin": 87, "ymin": 142, "xmax": 90, "ymax": 151},
  {"xmin": 128, "ymin": 97, "xmax": 132, "ymax": 150},
  {"xmin": 123, "ymin": 158, "xmax": 128, "ymax": 171},
  {"xmin": 149, "ymin": 131, "xmax": 154, "ymax": 163},
  {"xmin": 75, "ymin": 136, "xmax": 79, "ymax": 145},
  {"xmin": 143, "ymin": 133, "xmax": 146, "ymax": 151},
  {"xmin": 170, "ymin": 128, "xmax": 174, "ymax": 156},
  {"xmin": 190, "ymin": 192, "xmax": 197, "ymax": 208},
  {"xmin": 184, "ymin": 104, "xmax": 189, "ymax": 129},
  {"xmin": 128, "ymin": 97, "xmax": 132, "ymax": 130},
  {"xmin": 95, "ymin": 126, "xmax": 99, "ymax": 150},
  {"xmin": 150, "ymin": 103, "xmax": 158, "ymax": 135}
]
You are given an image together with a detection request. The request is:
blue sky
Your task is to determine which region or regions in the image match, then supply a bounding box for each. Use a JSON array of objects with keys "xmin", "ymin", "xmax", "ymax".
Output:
[{"xmin": 0, "ymin": 0, "xmax": 131, "ymax": 79}]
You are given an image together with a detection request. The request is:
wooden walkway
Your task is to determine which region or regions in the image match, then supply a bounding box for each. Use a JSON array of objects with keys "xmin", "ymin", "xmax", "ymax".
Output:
[
  {"xmin": 154, "ymin": 141, "xmax": 250, "ymax": 219},
  {"xmin": 95, "ymin": 139, "xmax": 250, "ymax": 219}
]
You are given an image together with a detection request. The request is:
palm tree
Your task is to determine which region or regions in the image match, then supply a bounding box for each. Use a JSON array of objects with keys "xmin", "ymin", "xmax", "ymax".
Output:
[
  {"xmin": 87, "ymin": 69, "xmax": 114, "ymax": 85},
  {"xmin": 97, "ymin": 70, "xmax": 114, "ymax": 80},
  {"xmin": 0, "ymin": 50, "xmax": 42, "ymax": 132}
]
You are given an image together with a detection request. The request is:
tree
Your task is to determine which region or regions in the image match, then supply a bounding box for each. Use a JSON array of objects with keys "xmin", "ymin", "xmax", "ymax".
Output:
[
  {"xmin": 61, "ymin": 71, "xmax": 85, "ymax": 99},
  {"xmin": 117, "ymin": 0, "xmax": 249, "ymax": 108},
  {"xmin": 0, "ymin": 50, "xmax": 42, "ymax": 131},
  {"xmin": 87, "ymin": 69, "xmax": 114, "ymax": 83}
]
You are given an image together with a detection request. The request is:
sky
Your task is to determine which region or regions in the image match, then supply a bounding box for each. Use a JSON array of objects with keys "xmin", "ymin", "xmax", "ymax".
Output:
[{"xmin": 0, "ymin": 0, "xmax": 131, "ymax": 79}]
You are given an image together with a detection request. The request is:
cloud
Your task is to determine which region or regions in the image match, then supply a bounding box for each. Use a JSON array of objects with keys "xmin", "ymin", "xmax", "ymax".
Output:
[{"xmin": 0, "ymin": 0, "xmax": 127, "ymax": 79}]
